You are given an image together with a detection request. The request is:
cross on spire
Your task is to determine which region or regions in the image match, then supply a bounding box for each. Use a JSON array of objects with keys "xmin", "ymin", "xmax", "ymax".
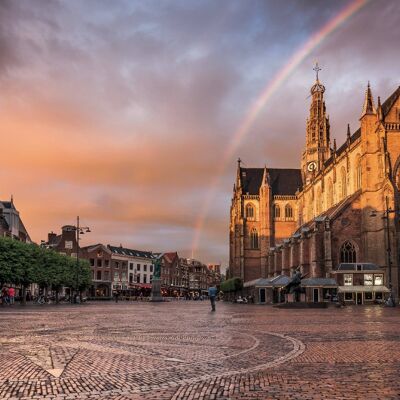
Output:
[{"xmin": 313, "ymin": 62, "xmax": 321, "ymax": 81}]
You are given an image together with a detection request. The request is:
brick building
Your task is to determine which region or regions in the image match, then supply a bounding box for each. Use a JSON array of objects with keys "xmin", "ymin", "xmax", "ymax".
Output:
[
  {"xmin": 80, "ymin": 244, "xmax": 113, "ymax": 297},
  {"xmin": 230, "ymin": 69, "xmax": 400, "ymax": 303}
]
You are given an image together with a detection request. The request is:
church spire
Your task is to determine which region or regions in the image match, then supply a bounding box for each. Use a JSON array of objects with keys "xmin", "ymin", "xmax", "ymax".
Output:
[
  {"xmin": 301, "ymin": 63, "xmax": 330, "ymax": 184},
  {"xmin": 236, "ymin": 157, "xmax": 242, "ymax": 189},
  {"xmin": 361, "ymin": 82, "xmax": 376, "ymax": 117},
  {"xmin": 377, "ymin": 96, "xmax": 383, "ymax": 121}
]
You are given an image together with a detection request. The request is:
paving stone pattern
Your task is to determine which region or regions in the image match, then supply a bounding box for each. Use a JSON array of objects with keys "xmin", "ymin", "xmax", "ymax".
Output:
[{"xmin": 0, "ymin": 302, "xmax": 399, "ymax": 399}]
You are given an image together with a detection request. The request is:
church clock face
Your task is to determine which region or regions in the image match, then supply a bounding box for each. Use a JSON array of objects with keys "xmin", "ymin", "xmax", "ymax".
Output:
[{"xmin": 307, "ymin": 161, "xmax": 317, "ymax": 172}]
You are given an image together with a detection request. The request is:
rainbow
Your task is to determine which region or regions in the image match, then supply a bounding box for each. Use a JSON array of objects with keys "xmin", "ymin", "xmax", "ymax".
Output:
[{"xmin": 191, "ymin": 0, "xmax": 369, "ymax": 257}]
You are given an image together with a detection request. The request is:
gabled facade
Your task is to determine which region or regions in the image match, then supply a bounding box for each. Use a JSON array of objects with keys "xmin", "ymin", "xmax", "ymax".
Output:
[
  {"xmin": 0, "ymin": 198, "xmax": 31, "ymax": 242},
  {"xmin": 229, "ymin": 71, "xmax": 400, "ymax": 301}
]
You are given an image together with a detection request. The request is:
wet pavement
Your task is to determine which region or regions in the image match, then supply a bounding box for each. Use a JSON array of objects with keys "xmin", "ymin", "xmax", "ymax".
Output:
[{"xmin": 0, "ymin": 301, "xmax": 399, "ymax": 399}]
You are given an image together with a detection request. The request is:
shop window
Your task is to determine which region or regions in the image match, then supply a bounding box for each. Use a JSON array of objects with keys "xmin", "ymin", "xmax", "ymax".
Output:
[
  {"xmin": 365, "ymin": 292, "xmax": 373, "ymax": 300},
  {"xmin": 364, "ymin": 274, "xmax": 373, "ymax": 286},
  {"xmin": 374, "ymin": 274, "xmax": 383, "ymax": 285},
  {"xmin": 344, "ymin": 274, "xmax": 353, "ymax": 286},
  {"xmin": 344, "ymin": 292, "xmax": 353, "ymax": 300},
  {"xmin": 375, "ymin": 292, "xmax": 383, "ymax": 300}
]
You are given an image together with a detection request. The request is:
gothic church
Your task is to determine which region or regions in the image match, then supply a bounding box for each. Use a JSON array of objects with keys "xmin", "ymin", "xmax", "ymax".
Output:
[{"xmin": 229, "ymin": 67, "xmax": 400, "ymax": 300}]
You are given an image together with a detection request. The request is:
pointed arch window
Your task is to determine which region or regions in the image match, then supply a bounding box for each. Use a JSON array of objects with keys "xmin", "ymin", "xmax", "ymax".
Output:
[
  {"xmin": 250, "ymin": 228, "xmax": 259, "ymax": 249},
  {"xmin": 356, "ymin": 158, "xmax": 362, "ymax": 190},
  {"xmin": 246, "ymin": 204, "xmax": 254, "ymax": 219},
  {"xmin": 285, "ymin": 204, "xmax": 293, "ymax": 219},
  {"xmin": 340, "ymin": 167, "xmax": 347, "ymax": 199},
  {"xmin": 274, "ymin": 204, "xmax": 281, "ymax": 219},
  {"xmin": 327, "ymin": 179, "xmax": 333, "ymax": 208},
  {"xmin": 340, "ymin": 241, "xmax": 357, "ymax": 263}
]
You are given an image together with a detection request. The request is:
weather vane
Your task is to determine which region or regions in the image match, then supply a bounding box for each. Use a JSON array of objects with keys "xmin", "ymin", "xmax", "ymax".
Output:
[{"xmin": 313, "ymin": 62, "xmax": 321, "ymax": 81}]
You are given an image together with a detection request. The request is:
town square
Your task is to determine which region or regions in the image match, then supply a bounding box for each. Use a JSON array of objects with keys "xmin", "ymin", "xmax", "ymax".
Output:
[
  {"xmin": 1, "ymin": 301, "xmax": 400, "ymax": 399},
  {"xmin": 1, "ymin": 0, "xmax": 400, "ymax": 399}
]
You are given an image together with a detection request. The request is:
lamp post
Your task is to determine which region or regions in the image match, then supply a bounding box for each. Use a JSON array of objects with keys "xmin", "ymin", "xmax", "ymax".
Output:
[
  {"xmin": 73, "ymin": 216, "xmax": 91, "ymax": 303},
  {"xmin": 371, "ymin": 196, "xmax": 397, "ymax": 307}
]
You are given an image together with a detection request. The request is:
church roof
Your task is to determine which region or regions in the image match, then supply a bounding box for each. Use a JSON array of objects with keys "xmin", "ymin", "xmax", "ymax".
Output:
[
  {"xmin": 240, "ymin": 167, "xmax": 302, "ymax": 196},
  {"xmin": 382, "ymin": 85, "xmax": 400, "ymax": 117}
]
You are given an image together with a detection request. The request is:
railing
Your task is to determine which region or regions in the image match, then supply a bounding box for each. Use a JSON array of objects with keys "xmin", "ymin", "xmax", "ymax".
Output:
[{"xmin": 385, "ymin": 122, "xmax": 400, "ymax": 131}]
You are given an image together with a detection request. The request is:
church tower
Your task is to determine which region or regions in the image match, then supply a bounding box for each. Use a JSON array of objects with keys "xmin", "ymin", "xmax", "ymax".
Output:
[{"xmin": 301, "ymin": 63, "xmax": 331, "ymax": 184}]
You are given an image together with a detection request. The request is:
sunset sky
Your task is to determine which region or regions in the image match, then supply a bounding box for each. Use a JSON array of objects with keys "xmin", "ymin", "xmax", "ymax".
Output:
[{"xmin": 1, "ymin": 0, "xmax": 399, "ymax": 267}]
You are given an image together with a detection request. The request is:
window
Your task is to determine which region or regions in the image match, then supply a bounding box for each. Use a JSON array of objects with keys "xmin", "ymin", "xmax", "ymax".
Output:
[
  {"xmin": 375, "ymin": 292, "xmax": 383, "ymax": 300},
  {"xmin": 250, "ymin": 228, "xmax": 259, "ymax": 249},
  {"xmin": 246, "ymin": 204, "xmax": 254, "ymax": 219},
  {"xmin": 114, "ymin": 261, "xmax": 119, "ymax": 269},
  {"xmin": 90, "ymin": 258, "xmax": 95, "ymax": 267},
  {"xmin": 129, "ymin": 263, "xmax": 134, "ymax": 270},
  {"xmin": 340, "ymin": 167, "xmax": 347, "ymax": 199},
  {"xmin": 97, "ymin": 271, "xmax": 102, "ymax": 280},
  {"xmin": 143, "ymin": 275, "xmax": 147, "ymax": 283},
  {"xmin": 65, "ymin": 241, "xmax": 73, "ymax": 249},
  {"xmin": 105, "ymin": 259, "xmax": 109, "ymax": 267},
  {"xmin": 365, "ymin": 292, "xmax": 373, "ymax": 300},
  {"xmin": 150, "ymin": 265, "xmax": 153, "ymax": 273},
  {"xmin": 122, "ymin": 273, "xmax": 126, "ymax": 282},
  {"xmin": 137, "ymin": 264, "xmax": 141, "ymax": 271},
  {"xmin": 136, "ymin": 275, "xmax": 140, "ymax": 283},
  {"xmin": 327, "ymin": 178, "xmax": 333, "ymax": 208},
  {"xmin": 97, "ymin": 259, "xmax": 102, "ymax": 267},
  {"xmin": 104, "ymin": 271, "xmax": 110, "ymax": 281},
  {"xmin": 274, "ymin": 204, "xmax": 281, "ymax": 218},
  {"xmin": 344, "ymin": 274, "xmax": 353, "ymax": 286},
  {"xmin": 364, "ymin": 274, "xmax": 373, "ymax": 286},
  {"xmin": 285, "ymin": 204, "xmax": 293, "ymax": 219},
  {"xmin": 374, "ymin": 274, "xmax": 383, "ymax": 285},
  {"xmin": 114, "ymin": 272, "xmax": 119, "ymax": 281},
  {"xmin": 356, "ymin": 158, "xmax": 362, "ymax": 190},
  {"xmin": 144, "ymin": 265, "xmax": 147, "ymax": 272},
  {"xmin": 344, "ymin": 292, "xmax": 353, "ymax": 300},
  {"xmin": 340, "ymin": 241, "xmax": 357, "ymax": 263},
  {"xmin": 129, "ymin": 273, "xmax": 133, "ymax": 283}
]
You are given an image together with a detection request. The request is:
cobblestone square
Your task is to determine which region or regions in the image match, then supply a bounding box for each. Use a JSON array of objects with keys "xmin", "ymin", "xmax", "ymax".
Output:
[{"xmin": 0, "ymin": 302, "xmax": 399, "ymax": 399}]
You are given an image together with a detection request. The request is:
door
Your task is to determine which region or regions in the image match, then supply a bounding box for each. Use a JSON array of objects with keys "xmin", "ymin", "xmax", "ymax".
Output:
[
  {"xmin": 259, "ymin": 288, "xmax": 266, "ymax": 303},
  {"xmin": 313, "ymin": 288, "xmax": 319, "ymax": 303},
  {"xmin": 356, "ymin": 292, "xmax": 362, "ymax": 305}
]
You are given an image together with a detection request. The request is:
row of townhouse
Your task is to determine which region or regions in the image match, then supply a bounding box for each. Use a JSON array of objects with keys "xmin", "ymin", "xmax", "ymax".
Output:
[
  {"xmin": 42, "ymin": 225, "xmax": 222, "ymax": 298},
  {"xmin": 161, "ymin": 255, "xmax": 222, "ymax": 297}
]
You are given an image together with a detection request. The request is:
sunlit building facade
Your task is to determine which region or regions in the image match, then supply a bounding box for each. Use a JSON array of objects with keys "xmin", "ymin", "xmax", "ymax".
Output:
[{"xmin": 229, "ymin": 73, "xmax": 400, "ymax": 302}]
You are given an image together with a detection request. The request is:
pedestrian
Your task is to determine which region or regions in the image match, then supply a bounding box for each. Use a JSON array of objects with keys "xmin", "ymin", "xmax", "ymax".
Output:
[
  {"xmin": 115, "ymin": 290, "xmax": 120, "ymax": 303},
  {"xmin": 208, "ymin": 285, "xmax": 217, "ymax": 312},
  {"xmin": 2, "ymin": 286, "xmax": 9, "ymax": 305},
  {"xmin": 8, "ymin": 287, "xmax": 15, "ymax": 305}
]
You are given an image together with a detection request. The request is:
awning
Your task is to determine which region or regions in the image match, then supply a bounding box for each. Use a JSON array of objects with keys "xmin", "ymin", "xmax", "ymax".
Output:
[{"xmin": 338, "ymin": 285, "xmax": 390, "ymax": 293}]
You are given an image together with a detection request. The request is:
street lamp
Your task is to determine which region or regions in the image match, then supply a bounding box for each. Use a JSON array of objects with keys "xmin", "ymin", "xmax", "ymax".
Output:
[
  {"xmin": 72, "ymin": 216, "xmax": 91, "ymax": 303},
  {"xmin": 370, "ymin": 196, "xmax": 397, "ymax": 307}
]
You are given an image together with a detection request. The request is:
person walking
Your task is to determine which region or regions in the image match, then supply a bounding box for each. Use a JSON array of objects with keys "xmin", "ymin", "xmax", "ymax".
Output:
[
  {"xmin": 8, "ymin": 287, "xmax": 15, "ymax": 305},
  {"xmin": 208, "ymin": 285, "xmax": 217, "ymax": 312}
]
